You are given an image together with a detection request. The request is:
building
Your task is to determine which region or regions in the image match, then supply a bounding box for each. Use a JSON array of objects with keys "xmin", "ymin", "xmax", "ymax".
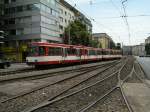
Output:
[
  {"xmin": 92, "ymin": 33, "xmax": 114, "ymax": 49},
  {"xmin": 58, "ymin": 0, "xmax": 75, "ymax": 35},
  {"xmin": 0, "ymin": 1, "xmax": 4, "ymax": 45},
  {"xmin": 122, "ymin": 46, "xmax": 132, "ymax": 55},
  {"xmin": 145, "ymin": 36, "xmax": 150, "ymax": 44},
  {"xmin": 0, "ymin": 0, "xmax": 92, "ymax": 62},
  {"xmin": 0, "ymin": 0, "xmax": 61, "ymax": 61},
  {"xmin": 132, "ymin": 43, "xmax": 146, "ymax": 56},
  {"xmin": 0, "ymin": 0, "xmax": 4, "ymax": 26},
  {"xmin": 58, "ymin": 0, "xmax": 92, "ymax": 36}
]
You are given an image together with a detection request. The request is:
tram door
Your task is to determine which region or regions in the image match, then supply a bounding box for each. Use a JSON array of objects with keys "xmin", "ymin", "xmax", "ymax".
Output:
[{"xmin": 62, "ymin": 48, "xmax": 67, "ymax": 63}]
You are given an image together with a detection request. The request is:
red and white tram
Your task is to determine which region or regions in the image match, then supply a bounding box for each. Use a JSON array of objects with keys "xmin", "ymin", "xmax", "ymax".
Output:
[{"xmin": 26, "ymin": 42, "xmax": 122, "ymax": 67}]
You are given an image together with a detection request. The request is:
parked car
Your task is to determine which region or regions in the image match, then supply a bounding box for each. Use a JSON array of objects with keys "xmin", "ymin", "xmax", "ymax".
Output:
[{"xmin": 0, "ymin": 52, "xmax": 11, "ymax": 69}]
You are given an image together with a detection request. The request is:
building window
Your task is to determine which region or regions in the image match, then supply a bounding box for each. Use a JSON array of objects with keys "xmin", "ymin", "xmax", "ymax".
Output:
[
  {"xmin": 9, "ymin": 18, "xmax": 15, "ymax": 24},
  {"xmin": 65, "ymin": 11, "xmax": 67, "ymax": 15},
  {"xmin": 41, "ymin": 4, "xmax": 46, "ymax": 12},
  {"xmin": 65, "ymin": 19, "xmax": 67, "ymax": 23},
  {"xmin": 59, "ymin": 8, "xmax": 63, "ymax": 14},
  {"xmin": 10, "ymin": 30, "xmax": 16, "ymax": 35},
  {"xmin": 32, "ymin": 4, "xmax": 41, "ymax": 11},
  {"xmin": 17, "ymin": 6, "xmax": 23, "ymax": 12},
  {"xmin": 59, "ymin": 25, "xmax": 63, "ymax": 30},
  {"xmin": 11, "ymin": 0, "xmax": 16, "ymax": 2},
  {"xmin": 59, "ymin": 17, "xmax": 63, "ymax": 22},
  {"xmin": 16, "ymin": 28, "xmax": 24, "ymax": 35},
  {"xmin": 26, "ymin": 4, "xmax": 32, "ymax": 11},
  {"xmin": 4, "ymin": 20, "xmax": 9, "ymax": 25},
  {"xmin": 4, "ymin": 0, "xmax": 9, "ymax": 4},
  {"xmin": 50, "ymin": 0, "xmax": 56, "ymax": 6}
]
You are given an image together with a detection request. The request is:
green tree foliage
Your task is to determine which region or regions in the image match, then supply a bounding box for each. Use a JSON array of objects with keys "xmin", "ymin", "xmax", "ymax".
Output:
[
  {"xmin": 63, "ymin": 20, "xmax": 98, "ymax": 47},
  {"xmin": 110, "ymin": 41, "xmax": 116, "ymax": 49},
  {"xmin": 145, "ymin": 43, "xmax": 150, "ymax": 55},
  {"xmin": 116, "ymin": 43, "xmax": 121, "ymax": 50}
]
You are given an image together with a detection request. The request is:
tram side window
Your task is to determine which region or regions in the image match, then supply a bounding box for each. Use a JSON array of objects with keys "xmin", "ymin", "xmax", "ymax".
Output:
[
  {"xmin": 89, "ymin": 50, "xmax": 96, "ymax": 55},
  {"xmin": 39, "ymin": 46, "xmax": 45, "ymax": 56},
  {"xmin": 48, "ymin": 47, "xmax": 61, "ymax": 56},
  {"xmin": 28, "ymin": 46, "xmax": 38, "ymax": 56},
  {"xmin": 97, "ymin": 50, "xmax": 102, "ymax": 55},
  {"xmin": 102, "ymin": 50, "xmax": 108, "ymax": 55},
  {"xmin": 67, "ymin": 48, "xmax": 77, "ymax": 55}
]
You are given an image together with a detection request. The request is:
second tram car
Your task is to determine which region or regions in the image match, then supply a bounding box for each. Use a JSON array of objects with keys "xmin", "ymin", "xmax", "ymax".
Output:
[{"xmin": 26, "ymin": 42, "xmax": 122, "ymax": 67}]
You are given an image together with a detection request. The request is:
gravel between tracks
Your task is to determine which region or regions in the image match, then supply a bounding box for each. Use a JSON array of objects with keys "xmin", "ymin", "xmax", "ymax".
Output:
[
  {"xmin": 31, "ymin": 73, "xmax": 118, "ymax": 112},
  {"xmin": 0, "ymin": 61, "xmax": 116, "ymax": 82},
  {"xmin": 120, "ymin": 57, "xmax": 134, "ymax": 80},
  {"xmin": 83, "ymin": 88, "xmax": 129, "ymax": 112},
  {"xmin": 57, "ymin": 61, "xmax": 123, "ymax": 98},
  {"xmin": 124, "ymin": 72, "xmax": 142, "ymax": 83},
  {"xmin": 0, "ymin": 62, "xmax": 116, "ymax": 112},
  {"xmin": 134, "ymin": 61, "xmax": 146, "ymax": 80},
  {"xmin": 0, "ymin": 71, "xmax": 85, "ymax": 101}
]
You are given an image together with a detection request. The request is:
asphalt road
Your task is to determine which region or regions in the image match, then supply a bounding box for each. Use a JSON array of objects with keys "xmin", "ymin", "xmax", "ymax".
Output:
[
  {"xmin": 0, "ymin": 63, "xmax": 32, "ymax": 72},
  {"xmin": 136, "ymin": 56, "xmax": 150, "ymax": 79}
]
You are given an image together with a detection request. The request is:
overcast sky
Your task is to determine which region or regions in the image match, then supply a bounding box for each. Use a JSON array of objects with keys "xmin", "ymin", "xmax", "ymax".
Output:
[{"xmin": 65, "ymin": 0, "xmax": 150, "ymax": 45}]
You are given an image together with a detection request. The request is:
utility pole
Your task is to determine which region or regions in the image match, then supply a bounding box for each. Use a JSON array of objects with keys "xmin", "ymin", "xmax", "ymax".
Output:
[{"xmin": 68, "ymin": 25, "xmax": 71, "ymax": 45}]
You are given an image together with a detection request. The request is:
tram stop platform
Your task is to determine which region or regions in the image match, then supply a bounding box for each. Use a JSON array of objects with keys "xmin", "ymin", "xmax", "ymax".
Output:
[{"xmin": 123, "ymin": 80, "xmax": 150, "ymax": 112}]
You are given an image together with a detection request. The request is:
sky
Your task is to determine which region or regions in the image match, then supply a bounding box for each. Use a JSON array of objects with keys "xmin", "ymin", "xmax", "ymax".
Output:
[{"xmin": 65, "ymin": 0, "xmax": 150, "ymax": 45}]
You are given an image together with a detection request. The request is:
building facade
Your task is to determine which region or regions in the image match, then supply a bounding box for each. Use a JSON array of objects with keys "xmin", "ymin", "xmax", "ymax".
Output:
[
  {"xmin": 122, "ymin": 46, "xmax": 132, "ymax": 55},
  {"xmin": 0, "ymin": 0, "xmax": 61, "ymax": 61},
  {"xmin": 145, "ymin": 36, "xmax": 150, "ymax": 44},
  {"xmin": 92, "ymin": 33, "xmax": 113, "ymax": 49},
  {"xmin": 0, "ymin": 1, "xmax": 4, "ymax": 45},
  {"xmin": 58, "ymin": 0, "xmax": 75, "ymax": 35},
  {"xmin": 0, "ymin": 0, "xmax": 92, "ymax": 62},
  {"xmin": 132, "ymin": 43, "xmax": 146, "ymax": 56},
  {"xmin": 58, "ymin": 0, "xmax": 92, "ymax": 36}
]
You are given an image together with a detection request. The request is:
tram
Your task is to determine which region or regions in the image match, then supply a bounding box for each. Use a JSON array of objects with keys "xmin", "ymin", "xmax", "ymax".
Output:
[{"xmin": 26, "ymin": 42, "xmax": 122, "ymax": 67}]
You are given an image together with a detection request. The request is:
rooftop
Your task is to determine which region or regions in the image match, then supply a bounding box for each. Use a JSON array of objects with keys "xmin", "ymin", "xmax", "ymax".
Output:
[{"xmin": 92, "ymin": 33, "xmax": 112, "ymax": 40}]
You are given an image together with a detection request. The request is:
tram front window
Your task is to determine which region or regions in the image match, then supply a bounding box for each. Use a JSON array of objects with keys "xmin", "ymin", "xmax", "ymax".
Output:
[{"xmin": 28, "ymin": 46, "xmax": 45, "ymax": 56}]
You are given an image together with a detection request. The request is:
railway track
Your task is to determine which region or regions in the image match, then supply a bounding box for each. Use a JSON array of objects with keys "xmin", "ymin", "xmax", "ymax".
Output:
[
  {"xmin": 0, "ymin": 60, "xmax": 118, "ymax": 84},
  {"xmin": 0, "ymin": 59, "xmax": 123, "ymax": 112},
  {"xmin": 0, "ymin": 61, "xmax": 118, "ymax": 102},
  {"xmin": 19, "ymin": 57, "xmax": 134, "ymax": 112},
  {"xmin": 0, "ymin": 68, "xmax": 35, "ymax": 76}
]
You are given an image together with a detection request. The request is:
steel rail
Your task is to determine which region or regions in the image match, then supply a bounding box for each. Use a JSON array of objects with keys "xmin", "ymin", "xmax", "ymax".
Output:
[
  {"xmin": 133, "ymin": 63, "xmax": 150, "ymax": 88},
  {"xmin": 78, "ymin": 59, "xmax": 134, "ymax": 112},
  {"xmin": 22, "ymin": 66, "xmax": 120, "ymax": 112},
  {"xmin": 78, "ymin": 87, "xmax": 118, "ymax": 112},
  {"xmin": 0, "ymin": 61, "xmax": 120, "ymax": 103},
  {"xmin": 0, "ymin": 60, "xmax": 119, "ymax": 83}
]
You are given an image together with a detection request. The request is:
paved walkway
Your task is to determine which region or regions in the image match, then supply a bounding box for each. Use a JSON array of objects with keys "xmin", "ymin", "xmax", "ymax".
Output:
[
  {"xmin": 136, "ymin": 56, "xmax": 150, "ymax": 79},
  {"xmin": 123, "ymin": 57, "xmax": 150, "ymax": 112},
  {"xmin": 0, "ymin": 63, "xmax": 32, "ymax": 72},
  {"xmin": 123, "ymin": 82, "xmax": 150, "ymax": 112}
]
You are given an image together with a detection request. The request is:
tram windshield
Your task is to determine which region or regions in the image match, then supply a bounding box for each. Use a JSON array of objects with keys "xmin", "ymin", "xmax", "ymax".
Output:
[{"xmin": 28, "ymin": 46, "xmax": 45, "ymax": 56}]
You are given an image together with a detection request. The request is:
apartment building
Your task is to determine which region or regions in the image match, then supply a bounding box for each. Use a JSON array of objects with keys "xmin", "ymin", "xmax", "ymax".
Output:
[
  {"xmin": 0, "ymin": 0, "xmax": 92, "ymax": 62},
  {"xmin": 58, "ymin": 0, "xmax": 75, "ymax": 35},
  {"xmin": 0, "ymin": 0, "xmax": 60, "ymax": 61},
  {"xmin": 145, "ymin": 36, "xmax": 150, "ymax": 44},
  {"xmin": 58, "ymin": 0, "xmax": 92, "ymax": 35},
  {"xmin": 132, "ymin": 43, "xmax": 146, "ymax": 56},
  {"xmin": 92, "ymin": 33, "xmax": 113, "ymax": 49}
]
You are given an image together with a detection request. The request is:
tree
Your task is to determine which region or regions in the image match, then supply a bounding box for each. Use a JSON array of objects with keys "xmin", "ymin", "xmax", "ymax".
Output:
[
  {"xmin": 63, "ymin": 20, "xmax": 97, "ymax": 47},
  {"xmin": 110, "ymin": 41, "xmax": 116, "ymax": 49},
  {"xmin": 145, "ymin": 43, "xmax": 150, "ymax": 55}
]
